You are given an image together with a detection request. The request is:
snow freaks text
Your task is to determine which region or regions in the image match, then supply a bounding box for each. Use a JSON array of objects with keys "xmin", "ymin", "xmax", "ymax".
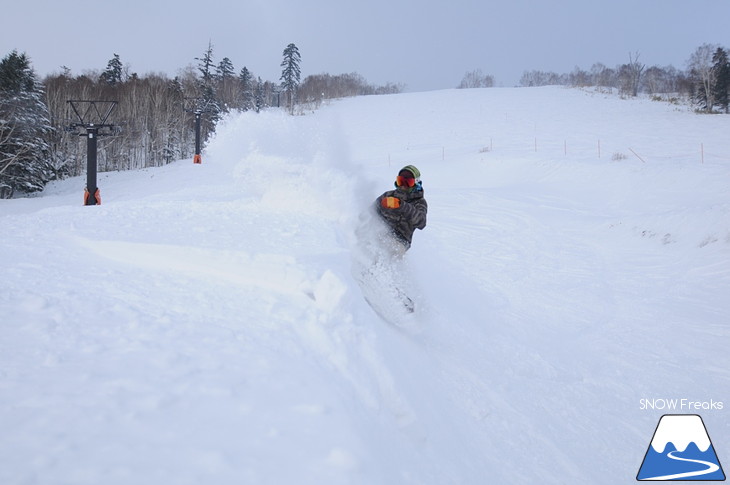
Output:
[{"xmin": 639, "ymin": 399, "xmax": 724, "ymax": 411}]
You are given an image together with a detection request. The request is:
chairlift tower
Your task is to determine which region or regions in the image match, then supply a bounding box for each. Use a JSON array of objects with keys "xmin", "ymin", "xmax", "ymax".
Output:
[
  {"xmin": 67, "ymin": 100, "xmax": 118, "ymax": 205},
  {"xmin": 184, "ymin": 97, "xmax": 215, "ymax": 164}
]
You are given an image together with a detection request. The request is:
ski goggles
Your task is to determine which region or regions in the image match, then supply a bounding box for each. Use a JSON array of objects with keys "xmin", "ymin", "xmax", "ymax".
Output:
[{"xmin": 395, "ymin": 175, "xmax": 416, "ymax": 188}]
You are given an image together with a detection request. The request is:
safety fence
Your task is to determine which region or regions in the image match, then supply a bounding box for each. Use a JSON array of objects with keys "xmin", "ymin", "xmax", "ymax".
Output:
[{"xmin": 389, "ymin": 139, "xmax": 730, "ymax": 165}]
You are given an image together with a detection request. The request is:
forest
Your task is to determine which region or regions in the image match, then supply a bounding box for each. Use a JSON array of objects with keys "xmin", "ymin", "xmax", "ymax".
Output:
[
  {"xmin": 1, "ymin": 42, "xmax": 728, "ymax": 198},
  {"xmin": 0, "ymin": 42, "xmax": 401, "ymax": 198}
]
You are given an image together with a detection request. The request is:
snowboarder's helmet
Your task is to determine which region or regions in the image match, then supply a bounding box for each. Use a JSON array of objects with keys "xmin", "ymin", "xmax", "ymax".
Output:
[{"xmin": 400, "ymin": 165, "xmax": 421, "ymax": 182}]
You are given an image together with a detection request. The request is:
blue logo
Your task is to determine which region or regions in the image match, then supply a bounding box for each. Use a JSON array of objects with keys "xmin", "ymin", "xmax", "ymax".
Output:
[{"xmin": 637, "ymin": 414, "xmax": 725, "ymax": 481}]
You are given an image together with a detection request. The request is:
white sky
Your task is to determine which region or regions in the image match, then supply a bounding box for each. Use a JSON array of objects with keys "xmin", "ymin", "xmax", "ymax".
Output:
[{"xmin": 2, "ymin": 0, "xmax": 729, "ymax": 91}]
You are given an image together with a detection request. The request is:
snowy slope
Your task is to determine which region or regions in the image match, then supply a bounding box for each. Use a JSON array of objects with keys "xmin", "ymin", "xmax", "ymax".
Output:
[{"xmin": 2, "ymin": 87, "xmax": 729, "ymax": 484}]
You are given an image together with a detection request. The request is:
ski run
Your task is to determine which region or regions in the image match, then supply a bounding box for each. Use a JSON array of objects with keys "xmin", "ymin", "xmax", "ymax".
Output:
[{"xmin": 2, "ymin": 86, "xmax": 729, "ymax": 484}]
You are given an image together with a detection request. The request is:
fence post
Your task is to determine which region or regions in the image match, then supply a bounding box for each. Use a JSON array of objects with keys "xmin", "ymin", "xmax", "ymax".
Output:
[{"xmin": 629, "ymin": 148, "xmax": 646, "ymax": 163}]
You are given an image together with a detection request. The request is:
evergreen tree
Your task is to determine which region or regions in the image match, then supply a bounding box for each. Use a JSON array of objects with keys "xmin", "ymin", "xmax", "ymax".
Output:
[
  {"xmin": 216, "ymin": 57, "xmax": 235, "ymax": 82},
  {"xmin": 0, "ymin": 50, "xmax": 52, "ymax": 196},
  {"xmin": 254, "ymin": 76, "xmax": 265, "ymax": 113},
  {"xmin": 197, "ymin": 83, "xmax": 221, "ymax": 143},
  {"xmin": 239, "ymin": 66, "xmax": 254, "ymax": 111},
  {"xmin": 196, "ymin": 41, "xmax": 215, "ymax": 86},
  {"xmin": 215, "ymin": 57, "xmax": 237, "ymax": 112},
  {"xmin": 100, "ymin": 53, "xmax": 124, "ymax": 85},
  {"xmin": 192, "ymin": 42, "xmax": 222, "ymax": 141},
  {"xmin": 0, "ymin": 51, "xmax": 36, "ymax": 93},
  {"xmin": 712, "ymin": 47, "xmax": 730, "ymax": 113},
  {"xmin": 280, "ymin": 43, "xmax": 301, "ymax": 113}
]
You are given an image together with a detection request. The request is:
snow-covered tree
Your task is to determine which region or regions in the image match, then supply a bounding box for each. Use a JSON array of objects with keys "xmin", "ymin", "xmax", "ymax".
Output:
[
  {"xmin": 280, "ymin": 43, "xmax": 301, "ymax": 114},
  {"xmin": 192, "ymin": 41, "xmax": 223, "ymax": 140},
  {"xmin": 197, "ymin": 83, "xmax": 221, "ymax": 138},
  {"xmin": 0, "ymin": 50, "xmax": 52, "ymax": 196}
]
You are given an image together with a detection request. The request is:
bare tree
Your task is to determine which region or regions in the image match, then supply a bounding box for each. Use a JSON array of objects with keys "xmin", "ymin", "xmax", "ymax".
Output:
[
  {"xmin": 590, "ymin": 63, "xmax": 616, "ymax": 90},
  {"xmin": 457, "ymin": 69, "xmax": 495, "ymax": 89},
  {"xmin": 568, "ymin": 66, "xmax": 590, "ymax": 87},
  {"xmin": 619, "ymin": 52, "xmax": 644, "ymax": 97},
  {"xmin": 519, "ymin": 70, "xmax": 563, "ymax": 87}
]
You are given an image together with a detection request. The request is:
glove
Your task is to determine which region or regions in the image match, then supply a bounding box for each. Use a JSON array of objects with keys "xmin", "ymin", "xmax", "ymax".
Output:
[{"xmin": 380, "ymin": 196, "xmax": 401, "ymax": 209}]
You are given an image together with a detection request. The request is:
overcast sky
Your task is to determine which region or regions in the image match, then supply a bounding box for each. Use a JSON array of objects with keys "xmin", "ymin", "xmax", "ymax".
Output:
[{"xmin": 2, "ymin": 0, "xmax": 729, "ymax": 92}]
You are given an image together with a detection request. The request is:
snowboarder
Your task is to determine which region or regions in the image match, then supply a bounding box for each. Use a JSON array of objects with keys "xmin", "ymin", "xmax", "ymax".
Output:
[{"xmin": 374, "ymin": 165, "xmax": 427, "ymax": 256}]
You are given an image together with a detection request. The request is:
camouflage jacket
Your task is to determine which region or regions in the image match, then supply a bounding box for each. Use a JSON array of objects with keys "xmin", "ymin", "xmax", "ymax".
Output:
[{"xmin": 374, "ymin": 187, "xmax": 427, "ymax": 249}]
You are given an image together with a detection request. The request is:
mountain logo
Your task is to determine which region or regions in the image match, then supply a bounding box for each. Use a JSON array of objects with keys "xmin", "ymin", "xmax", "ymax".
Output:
[{"xmin": 637, "ymin": 414, "xmax": 726, "ymax": 481}]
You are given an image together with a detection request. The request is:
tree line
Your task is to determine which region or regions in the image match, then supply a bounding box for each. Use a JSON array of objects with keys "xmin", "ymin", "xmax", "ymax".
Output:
[
  {"xmin": 3, "ymin": 42, "xmax": 729, "ymax": 198},
  {"xmin": 517, "ymin": 45, "xmax": 730, "ymax": 113},
  {"xmin": 1, "ymin": 42, "xmax": 402, "ymax": 197}
]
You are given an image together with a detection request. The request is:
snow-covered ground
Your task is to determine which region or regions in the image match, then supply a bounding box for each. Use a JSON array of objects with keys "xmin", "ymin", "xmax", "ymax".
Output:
[{"xmin": 2, "ymin": 87, "xmax": 729, "ymax": 484}]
